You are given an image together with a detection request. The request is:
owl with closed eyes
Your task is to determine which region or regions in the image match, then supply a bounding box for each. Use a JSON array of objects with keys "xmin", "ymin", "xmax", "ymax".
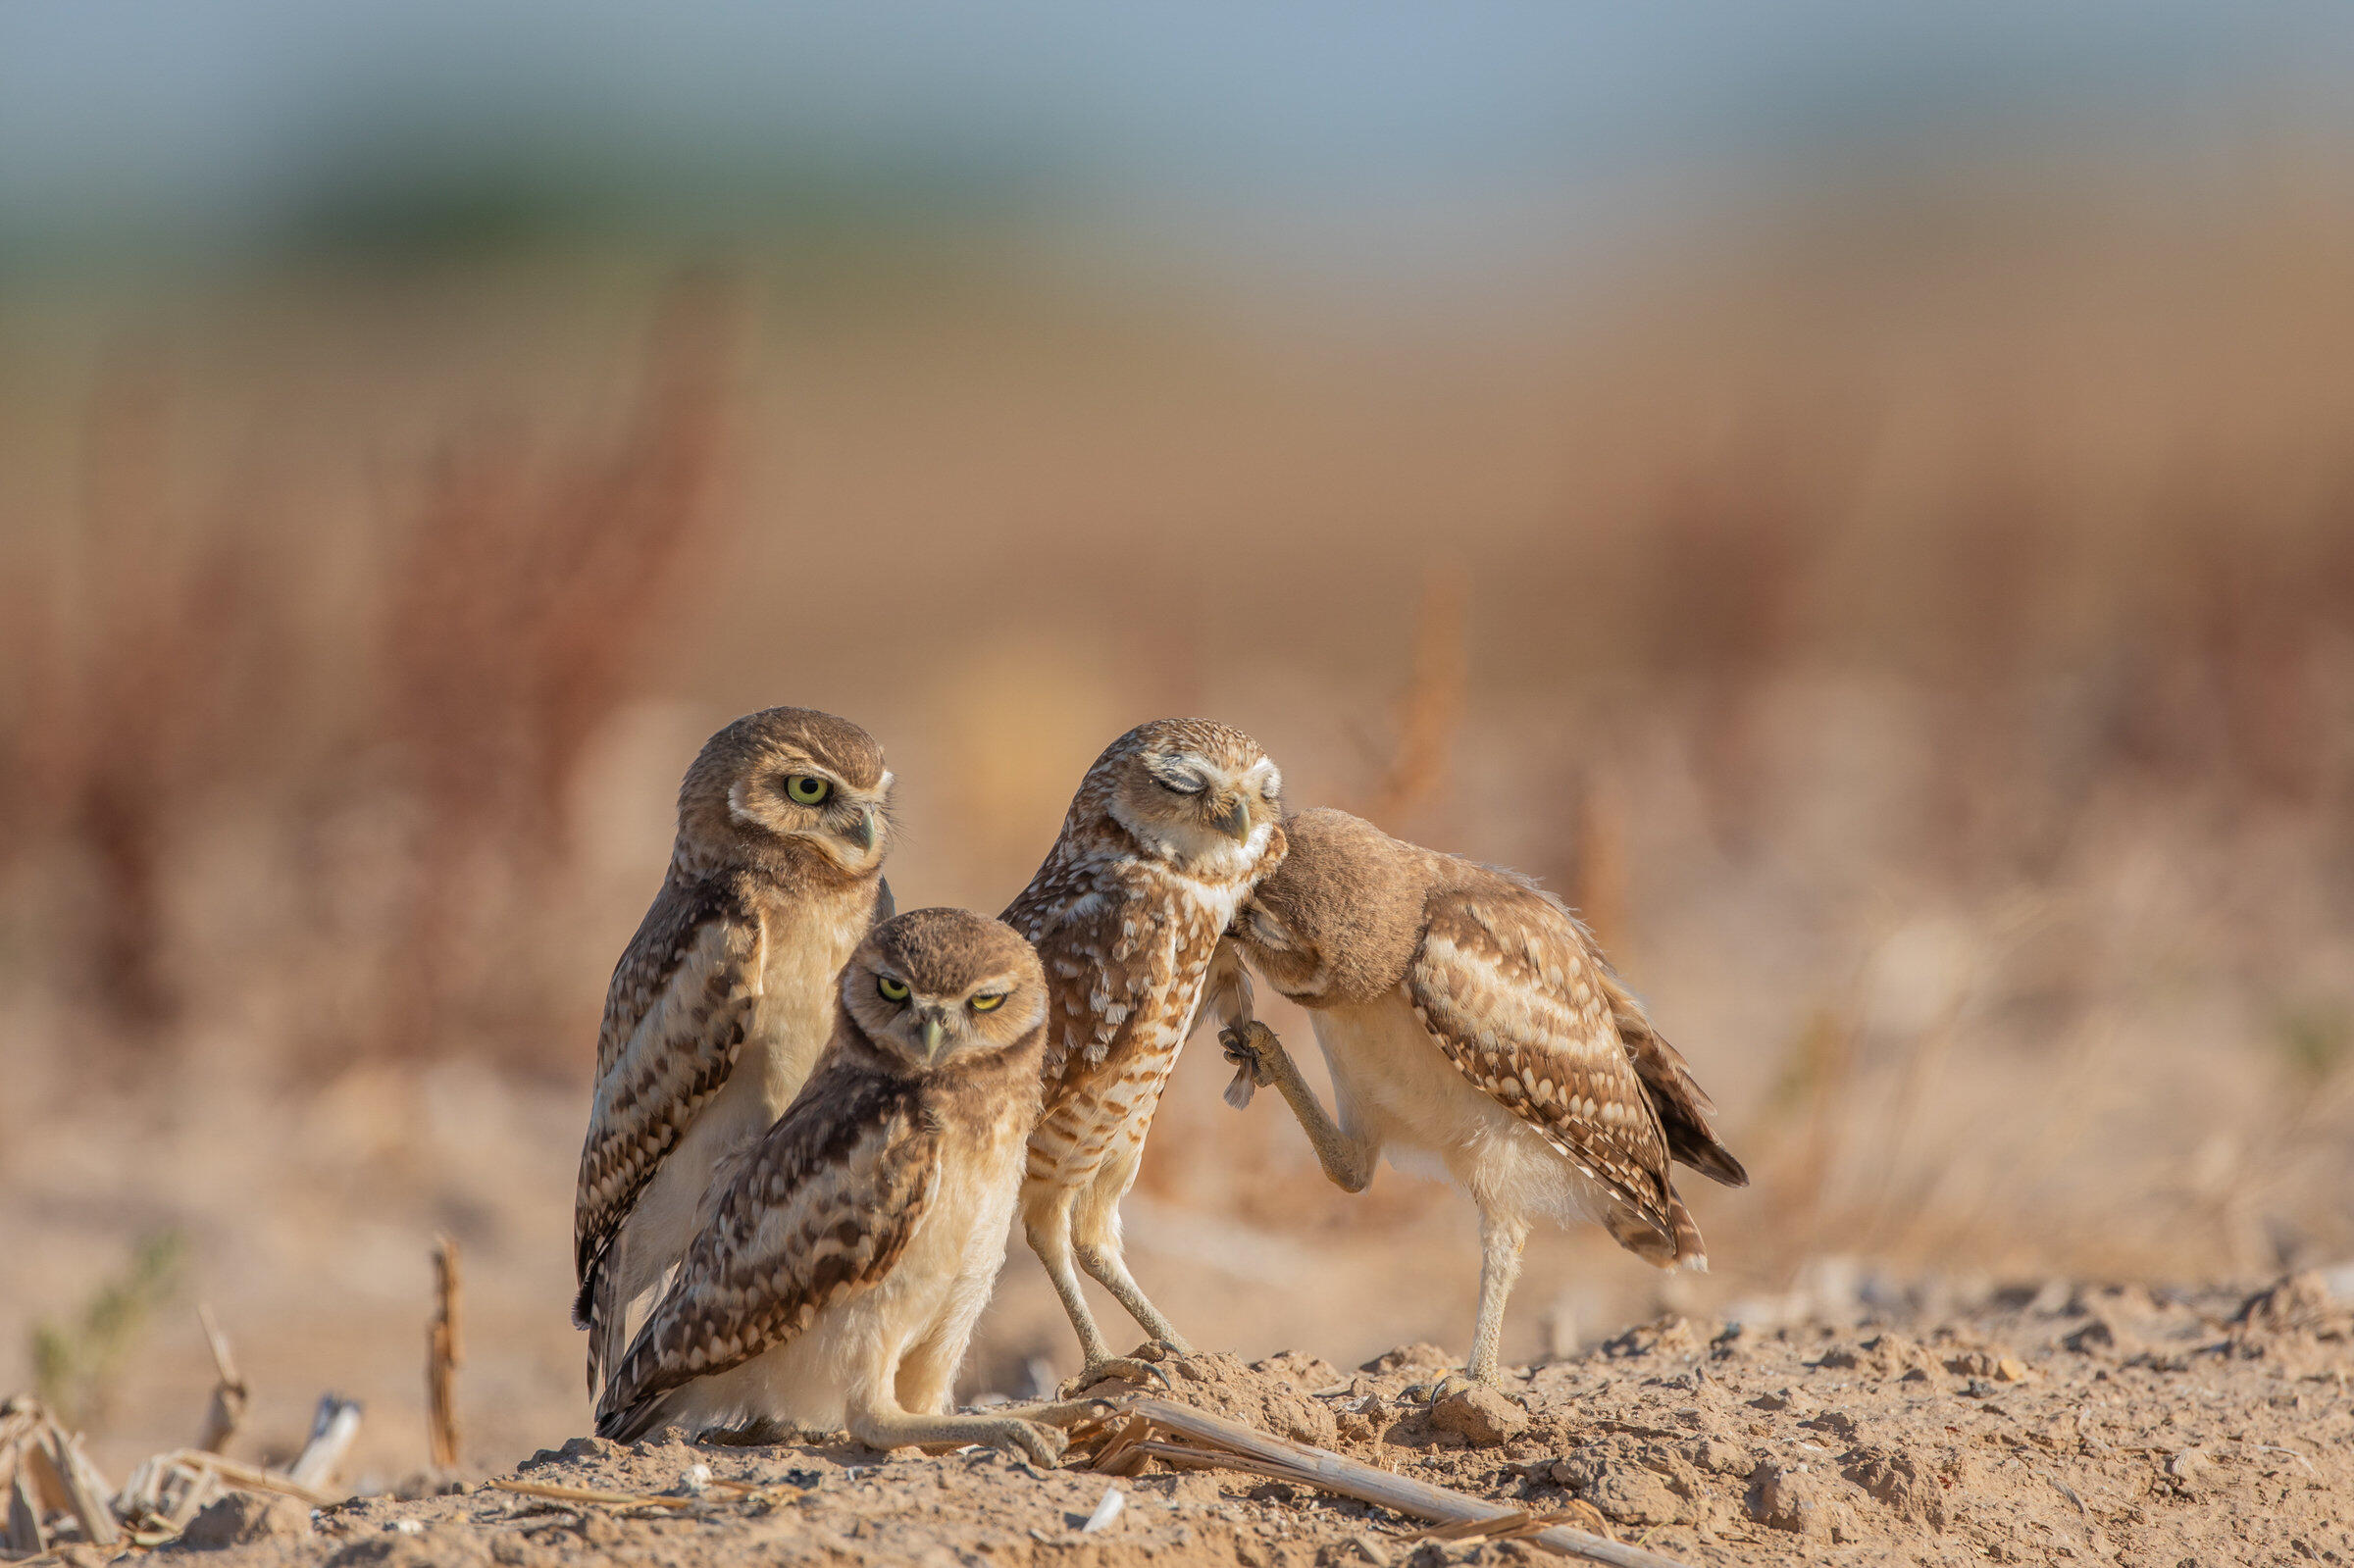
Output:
[
  {"xmin": 1002, "ymin": 718, "xmax": 1287, "ymax": 1390},
  {"xmin": 1218, "ymin": 807, "xmax": 1746, "ymax": 1391}
]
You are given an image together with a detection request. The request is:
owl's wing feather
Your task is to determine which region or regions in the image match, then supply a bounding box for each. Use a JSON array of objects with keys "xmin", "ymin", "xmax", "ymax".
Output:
[
  {"xmin": 594, "ymin": 1062, "xmax": 938, "ymax": 1442},
  {"xmin": 1404, "ymin": 884, "xmax": 1691, "ymax": 1256},
  {"xmin": 1597, "ymin": 967, "xmax": 1749, "ymax": 1188},
  {"xmin": 1006, "ymin": 860, "xmax": 1181, "ymax": 1088},
  {"xmin": 574, "ymin": 878, "xmax": 763, "ymax": 1328}
]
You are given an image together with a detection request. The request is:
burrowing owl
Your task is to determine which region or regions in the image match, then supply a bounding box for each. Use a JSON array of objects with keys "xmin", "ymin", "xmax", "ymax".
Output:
[
  {"xmin": 575, "ymin": 707, "xmax": 895, "ymax": 1397},
  {"xmin": 1003, "ymin": 718, "xmax": 1286, "ymax": 1388},
  {"xmin": 1218, "ymin": 807, "xmax": 1746, "ymax": 1389},
  {"xmin": 596, "ymin": 908, "xmax": 1105, "ymax": 1463}
]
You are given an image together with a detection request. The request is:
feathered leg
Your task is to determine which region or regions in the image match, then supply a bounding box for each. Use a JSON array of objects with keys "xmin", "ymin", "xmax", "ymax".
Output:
[
  {"xmin": 1221, "ymin": 1021, "xmax": 1379, "ymax": 1192},
  {"xmin": 1021, "ymin": 1179, "xmax": 1168, "ymax": 1393},
  {"xmin": 1070, "ymin": 1171, "xmax": 1193, "ymax": 1355}
]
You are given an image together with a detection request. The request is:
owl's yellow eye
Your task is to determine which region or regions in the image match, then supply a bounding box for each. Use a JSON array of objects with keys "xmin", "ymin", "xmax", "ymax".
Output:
[
  {"xmin": 877, "ymin": 976, "xmax": 910, "ymax": 1003},
  {"xmin": 969, "ymin": 992, "xmax": 1006, "ymax": 1012},
  {"xmin": 785, "ymin": 775, "xmax": 832, "ymax": 806}
]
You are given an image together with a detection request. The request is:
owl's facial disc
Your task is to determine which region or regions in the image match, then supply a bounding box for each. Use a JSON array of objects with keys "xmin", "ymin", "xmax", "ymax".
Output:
[
  {"xmin": 1114, "ymin": 750, "xmax": 1283, "ymax": 876},
  {"xmin": 857, "ymin": 965, "xmax": 1038, "ymax": 1065},
  {"xmin": 731, "ymin": 764, "xmax": 893, "ymax": 875}
]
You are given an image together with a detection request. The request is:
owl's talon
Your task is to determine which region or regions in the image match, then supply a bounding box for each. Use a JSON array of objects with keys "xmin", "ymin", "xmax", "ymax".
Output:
[
  {"xmin": 1406, "ymin": 1371, "xmax": 1485, "ymax": 1404},
  {"xmin": 1061, "ymin": 1356, "xmax": 1171, "ymax": 1397},
  {"xmin": 1218, "ymin": 1022, "xmax": 1281, "ymax": 1088},
  {"xmin": 986, "ymin": 1419, "xmax": 1068, "ymax": 1469}
]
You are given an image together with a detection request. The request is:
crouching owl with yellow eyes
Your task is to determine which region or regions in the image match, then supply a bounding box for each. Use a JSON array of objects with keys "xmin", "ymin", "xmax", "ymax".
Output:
[{"xmin": 595, "ymin": 908, "xmax": 1106, "ymax": 1464}]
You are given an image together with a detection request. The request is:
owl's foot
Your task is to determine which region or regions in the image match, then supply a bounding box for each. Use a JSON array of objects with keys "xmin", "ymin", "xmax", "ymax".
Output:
[
  {"xmin": 974, "ymin": 1417, "xmax": 1070, "ymax": 1468},
  {"xmin": 1404, "ymin": 1370, "xmax": 1488, "ymax": 1403},
  {"xmin": 994, "ymin": 1394, "xmax": 1123, "ymax": 1427},
  {"xmin": 1060, "ymin": 1356, "xmax": 1172, "ymax": 1398},
  {"xmin": 1219, "ymin": 1020, "xmax": 1285, "ymax": 1110}
]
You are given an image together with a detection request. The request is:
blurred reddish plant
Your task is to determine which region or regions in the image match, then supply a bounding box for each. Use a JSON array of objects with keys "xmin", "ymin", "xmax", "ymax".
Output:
[
  {"xmin": 376, "ymin": 273, "xmax": 746, "ymax": 1058},
  {"xmin": 1, "ymin": 354, "xmax": 267, "ymax": 1038}
]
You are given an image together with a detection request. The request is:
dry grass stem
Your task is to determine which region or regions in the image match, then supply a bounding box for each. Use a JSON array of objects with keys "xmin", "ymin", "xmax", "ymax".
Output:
[
  {"xmin": 428, "ymin": 1238, "xmax": 463, "ymax": 1469},
  {"xmin": 193, "ymin": 1304, "xmax": 247, "ymax": 1455}
]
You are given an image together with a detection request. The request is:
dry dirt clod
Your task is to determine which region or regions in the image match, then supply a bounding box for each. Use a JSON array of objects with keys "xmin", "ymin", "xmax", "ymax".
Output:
[
  {"xmin": 1843, "ymin": 1447, "xmax": 1949, "ymax": 1532},
  {"xmin": 179, "ymin": 1491, "xmax": 316, "ymax": 1548},
  {"xmin": 1585, "ymin": 1465, "xmax": 1685, "ymax": 1527},
  {"xmin": 1426, "ymin": 1388, "xmax": 1528, "ymax": 1446},
  {"xmin": 1362, "ymin": 1343, "xmax": 1457, "ymax": 1377},
  {"xmin": 2165, "ymin": 1447, "xmax": 2218, "ymax": 1497},
  {"xmin": 326, "ymin": 1522, "xmax": 492, "ymax": 1567},
  {"xmin": 1747, "ymin": 1462, "xmax": 1832, "ymax": 1535},
  {"xmin": 1682, "ymin": 1437, "xmax": 1757, "ymax": 1477}
]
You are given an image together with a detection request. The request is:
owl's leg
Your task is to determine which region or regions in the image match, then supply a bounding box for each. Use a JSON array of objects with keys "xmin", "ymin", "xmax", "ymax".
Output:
[
  {"xmin": 1071, "ymin": 1162, "xmax": 1194, "ymax": 1357},
  {"xmin": 1022, "ymin": 1180, "xmax": 1169, "ymax": 1394},
  {"xmin": 1220, "ymin": 1022, "xmax": 1378, "ymax": 1192},
  {"xmin": 893, "ymin": 1321, "xmax": 962, "ymax": 1417},
  {"xmin": 846, "ymin": 1388, "xmax": 1076, "ymax": 1469},
  {"xmin": 1463, "ymin": 1208, "xmax": 1529, "ymax": 1390},
  {"xmin": 1407, "ymin": 1208, "xmax": 1528, "ymax": 1400}
]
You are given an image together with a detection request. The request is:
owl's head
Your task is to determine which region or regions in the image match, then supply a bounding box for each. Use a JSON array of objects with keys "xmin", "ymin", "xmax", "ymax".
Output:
[
  {"xmin": 677, "ymin": 707, "xmax": 893, "ymax": 882},
  {"xmin": 1097, "ymin": 718, "xmax": 1285, "ymax": 882},
  {"xmin": 843, "ymin": 907, "xmax": 1048, "ymax": 1069},
  {"xmin": 1229, "ymin": 808, "xmax": 1424, "ymax": 1006}
]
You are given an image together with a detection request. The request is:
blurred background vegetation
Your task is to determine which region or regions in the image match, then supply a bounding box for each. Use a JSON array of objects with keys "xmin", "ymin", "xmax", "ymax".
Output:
[{"xmin": 2, "ymin": 0, "xmax": 2351, "ymax": 1484}]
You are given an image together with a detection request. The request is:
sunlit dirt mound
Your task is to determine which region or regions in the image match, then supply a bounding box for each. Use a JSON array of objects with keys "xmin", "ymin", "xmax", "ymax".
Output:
[{"xmin": 128, "ymin": 1275, "xmax": 2354, "ymax": 1568}]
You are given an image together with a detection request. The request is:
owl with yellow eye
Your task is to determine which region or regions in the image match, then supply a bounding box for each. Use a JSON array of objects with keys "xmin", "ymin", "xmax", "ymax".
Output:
[
  {"xmin": 596, "ymin": 907, "xmax": 1108, "ymax": 1464},
  {"xmin": 574, "ymin": 707, "xmax": 897, "ymax": 1399}
]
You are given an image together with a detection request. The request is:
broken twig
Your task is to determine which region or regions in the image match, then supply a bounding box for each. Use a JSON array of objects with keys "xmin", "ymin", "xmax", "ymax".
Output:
[
  {"xmin": 429, "ymin": 1238, "xmax": 463, "ymax": 1468},
  {"xmin": 486, "ymin": 1478, "xmax": 701, "ymax": 1510},
  {"xmin": 1100, "ymin": 1399, "xmax": 1695, "ymax": 1568},
  {"xmin": 194, "ymin": 1304, "xmax": 248, "ymax": 1455}
]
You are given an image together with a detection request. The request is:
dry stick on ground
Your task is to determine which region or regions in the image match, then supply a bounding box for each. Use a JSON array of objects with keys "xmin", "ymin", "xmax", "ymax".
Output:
[
  {"xmin": 40, "ymin": 1421, "xmax": 121, "ymax": 1548},
  {"xmin": 6, "ymin": 1465, "xmax": 45, "ymax": 1556},
  {"xmin": 1093, "ymin": 1399, "xmax": 1700, "ymax": 1568},
  {"xmin": 158, "ymin": 1451, "xmax": 335, "ymax": 1508},
  {"xmin": 486, "ymin": 1479, "xmax": 703, "ymax": 1511},
  {"xmin": 194, "ymin": 1304, "xmax": 248, "ymax": 1454},
  {"xmin": 429, "ymin": 1237, "xmax": 463, "ymax": 1469}
]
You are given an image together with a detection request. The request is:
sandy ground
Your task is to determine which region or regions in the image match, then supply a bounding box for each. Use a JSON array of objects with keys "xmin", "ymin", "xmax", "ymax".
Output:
[{"xmin": 45, "ymin": 1270, "xmax": 2348, "ymax": 1568}]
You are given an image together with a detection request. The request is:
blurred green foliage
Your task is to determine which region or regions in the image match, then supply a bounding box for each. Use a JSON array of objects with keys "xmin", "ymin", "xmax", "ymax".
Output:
[{"xmin": 30, "ymin": 1229, "xmax": 186, "ymax": 1431}]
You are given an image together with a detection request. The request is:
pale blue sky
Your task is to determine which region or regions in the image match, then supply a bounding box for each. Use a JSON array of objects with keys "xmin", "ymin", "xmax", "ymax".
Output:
[{"xmin": 2, "ymin": 2, "xmax": 2348, "ymax": 260}]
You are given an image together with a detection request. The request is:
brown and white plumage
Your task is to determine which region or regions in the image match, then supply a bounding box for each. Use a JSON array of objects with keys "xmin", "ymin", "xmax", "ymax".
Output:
[
  {"xmin": 574, "ymin": 707, "xmax": 895, "ymax": 1398},
  {"xmin": 1219, "ymin": 807, "xmax": 1745, "ymax": 1387},
  {"xmin": 597, "ymin": 909, "xmax": 1097, "ymax": 1466},
  {"xmin": 1004, "ymin": 718, "xmax": 1287, "ymax": 1387}
]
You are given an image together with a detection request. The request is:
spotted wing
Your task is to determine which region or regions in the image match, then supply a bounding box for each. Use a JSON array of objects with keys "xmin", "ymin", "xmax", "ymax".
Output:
[
  {"xmin": 1004, "ymin": 861, "xmax": 1188, "ymax": 1088},
  {"xmin": 594, "ymin": 1061, "xmax": 938, "ymax": 1441},
  {"xmin": 575, "ymin": 877, "xmax": 762, "ymax": 1327},
  {"xmin": 1404, "ymin": 883, "xmax": 1689, "ymax": 1254}
]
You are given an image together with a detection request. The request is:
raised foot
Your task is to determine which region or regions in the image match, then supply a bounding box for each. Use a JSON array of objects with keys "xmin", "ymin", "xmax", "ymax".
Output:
[{"xmin": 1219, "ymin": 1022, "xmax": 1282, "ymax": 1085}]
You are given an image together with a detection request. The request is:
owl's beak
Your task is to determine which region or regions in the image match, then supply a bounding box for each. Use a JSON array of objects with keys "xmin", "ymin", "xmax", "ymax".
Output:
[
  {"xmin": 856, "ymin": 808, "xmax": 880, "ymax": 852},
  {"xmin": 1213, "ymin": 796, "xmax": 1253, "ymax": 844},
  {"xmin": 919, "ymin": 1012, "xmax": 947, "ymax": 1060}
]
